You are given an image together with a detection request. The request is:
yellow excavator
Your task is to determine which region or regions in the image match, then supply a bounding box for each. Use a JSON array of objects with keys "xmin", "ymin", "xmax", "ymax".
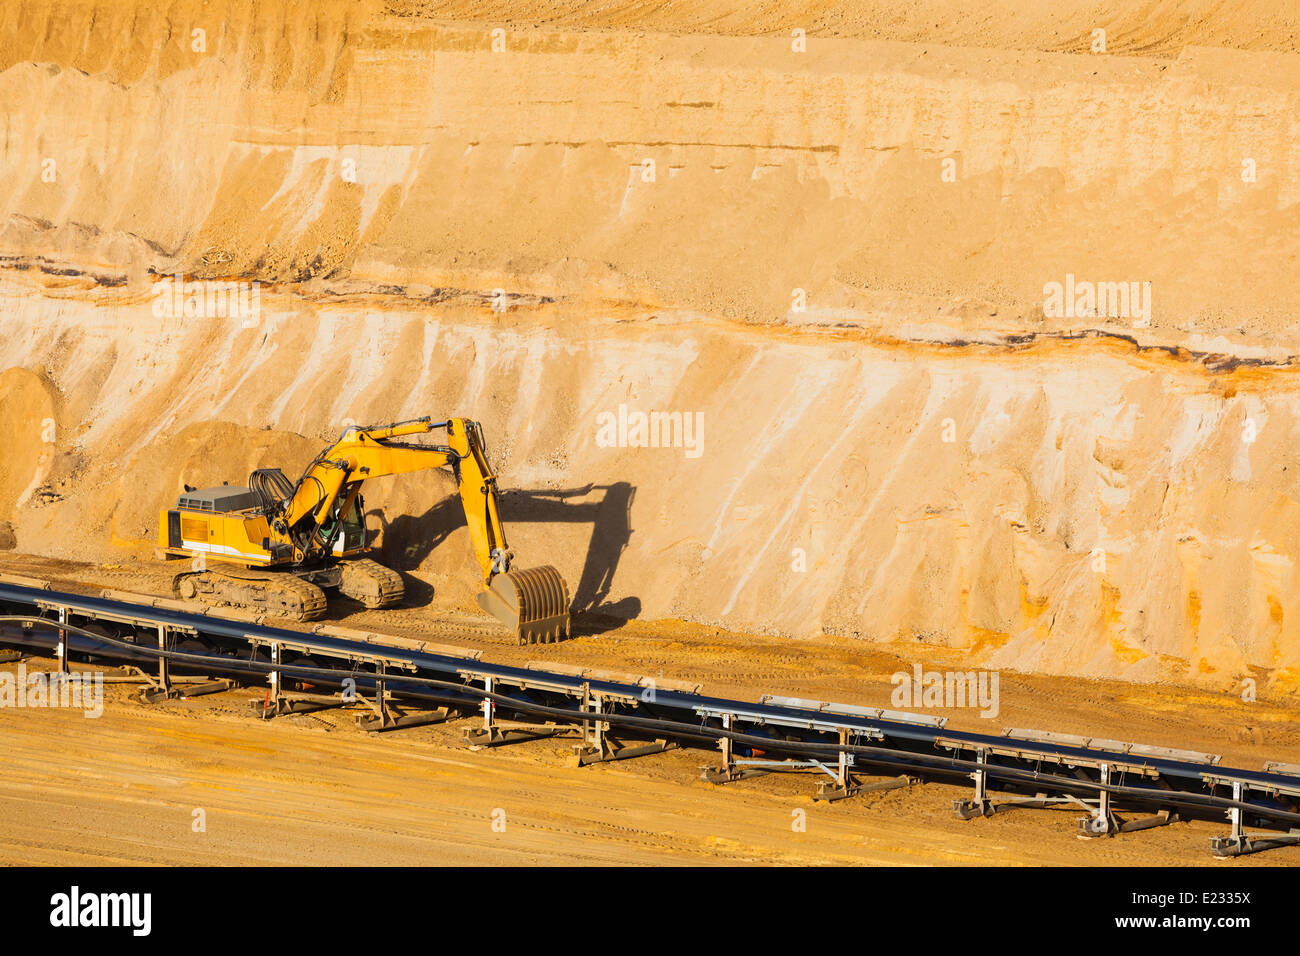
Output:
[{"xmin": 157, "ymin": 417, "xmax": 570, "ymax": 643}]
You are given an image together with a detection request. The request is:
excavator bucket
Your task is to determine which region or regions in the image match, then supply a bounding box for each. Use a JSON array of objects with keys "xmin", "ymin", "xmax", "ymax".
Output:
[{"xmin": 477, "ymin": 565, "xmax": 571, "ymax": 644}]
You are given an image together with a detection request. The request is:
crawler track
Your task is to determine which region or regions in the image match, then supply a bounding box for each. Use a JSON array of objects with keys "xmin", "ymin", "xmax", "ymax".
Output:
[
  {"xmin": 172, "ymin": 568, "xmax": 328, "ymax": 620},
  {"xmin": 338, "ymin": 558, "xmax": 405, "ymax": 609}
]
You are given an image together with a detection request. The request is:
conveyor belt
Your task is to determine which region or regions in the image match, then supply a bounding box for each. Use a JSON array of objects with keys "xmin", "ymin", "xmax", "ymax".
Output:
[{"xmin": 1, "ymin": 578, "xmax": 1298, "ymax": 858}]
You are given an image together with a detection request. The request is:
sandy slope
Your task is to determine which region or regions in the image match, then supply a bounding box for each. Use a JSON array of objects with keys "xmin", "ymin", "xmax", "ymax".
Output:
[
  {"xmin": 2, "ymin": 3, "xmax": 1298, "ymax": 329},
  {"xmin": 7, "ymin": 291, "xmax": 1300, "ymax": 693},
  {"xmin": 1, "ymin": 1, "xmax": 1300, "ymax": 694},
  {"xmin": 397, "ymin": 0, "xmax": 1300, "ymax": 56}
]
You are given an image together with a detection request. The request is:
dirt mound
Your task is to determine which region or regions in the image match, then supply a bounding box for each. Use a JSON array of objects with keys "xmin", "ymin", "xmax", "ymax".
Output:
[{"xmin": 110, "ymin": 421, "xmax": 322, "ymax": 547}]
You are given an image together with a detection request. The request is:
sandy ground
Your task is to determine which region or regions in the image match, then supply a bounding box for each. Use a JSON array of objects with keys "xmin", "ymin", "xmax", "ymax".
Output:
[
  {"xmin": 2, "ymin": 660, "xmax": 1292, "ymax": 867},
  {"xmin": 1, "ymin": 552, "xmax": 1297, "ymax": 866}
]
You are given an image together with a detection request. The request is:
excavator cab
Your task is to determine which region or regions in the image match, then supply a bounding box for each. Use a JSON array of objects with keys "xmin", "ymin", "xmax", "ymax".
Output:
[{"xmin": 319, "ymin": 494, "xmax": 367, "ymax": 555}]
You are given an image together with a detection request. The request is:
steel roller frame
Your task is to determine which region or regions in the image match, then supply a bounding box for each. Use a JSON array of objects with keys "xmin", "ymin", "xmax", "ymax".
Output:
[{"xmin": 1, "ymin": 576, "xmax": 1298, "ymax": 858}]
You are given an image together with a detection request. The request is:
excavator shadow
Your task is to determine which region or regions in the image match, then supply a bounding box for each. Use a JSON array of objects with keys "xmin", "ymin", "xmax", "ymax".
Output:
[{"xmin": 369, "ymin": 481, "xmax": 639, "ymax": 637}]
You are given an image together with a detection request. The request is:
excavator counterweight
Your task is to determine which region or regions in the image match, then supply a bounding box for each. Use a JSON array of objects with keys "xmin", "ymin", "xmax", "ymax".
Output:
[{"xmin": 157, "ymin": 416, "xmax": 570, "ymax": 643}]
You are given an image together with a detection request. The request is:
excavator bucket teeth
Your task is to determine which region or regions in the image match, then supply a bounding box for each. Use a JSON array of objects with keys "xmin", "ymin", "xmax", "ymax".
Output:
[{"xmin": 477, "ymin": 565, "xmax": 571, "ymax": 644}]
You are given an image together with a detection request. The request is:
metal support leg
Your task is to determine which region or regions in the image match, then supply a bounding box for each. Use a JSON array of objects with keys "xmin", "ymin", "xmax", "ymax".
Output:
[
  {"xmin": 156, "ymin": 624, "xmax": 170, "ymax": 696},
  {"xmin": 138, "ymin": 623, "xmax": 180, "ymax": 703},
  {"xmin": 251, "ymin": 641, "xmax": 284, "ymax": 719},
  {"xmin": 463, "ymin": 674, "xmax": 564, "ymax": 748},
  {"xmin": 703, "ymin": 725, "xmax": 906, "ymax": 795},
  {"xmin": 57, "ymin": 607, "xmax": 68, "ymax": 675},
  {"xmin": 376, "ymin": 664, "xmax": 389, "ymax": 727},
  {"xmin": 1209, "ymin": 781, "xmax": 1300, "ymax": 856},
  {"xmin": 574, "ymin": 684, "xmax": 608, "ymax": 759},
  {"xmin": 585, "ymin": 683, "xmax": 603, "ymax": 753},
  {"xmin": 270, "ymin": 641, "xmax": 280, "ymax": 714},
  {"xmin": 255, "ymin": 641, "xmax": 344, "ymax": 719},
  {"xmin": 355, "ymin": 664, "xmax": 453, "ymax": 732},
  {"xmin": 719, "ymin": 713, "xmax": 732, "ymax": 772},
  {"xmin": 1078, "ymin": 764, "xmax": 1118, "ymax": 837},
  {"xmin": 702, "ymin": 714, "xmax": 758, "ymax": 783},
  {"xmin": 353, "ymin": 663, "xmax": 394, "ymax": 729},
  {"xmin": 954, "ymin": 748, "xmax": 994, "ymax": 818},
  {"xmin": 1230, "ymin": 780, "xmax": 1242, "ymax": 841},
  {"xmin": 815, "ymin": 729, "xmax": 863, "ymax": 800},
  {"xmin": 569, "ymin": 685, "xmax": 678, "ymax": 766},
  {"xmin": 137, "ymin": 624, "xmax": 232, "ymax": 704}
]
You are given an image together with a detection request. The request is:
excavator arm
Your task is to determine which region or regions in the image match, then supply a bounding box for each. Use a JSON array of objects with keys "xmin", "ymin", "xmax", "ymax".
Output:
[
  {"xmin": 445, "ymin": 418, "xmax": 515, "ymax": 581},
  {"xmin": 278, "ymin": 418, "xmax": 458, "ymax": 553},
  {"xmin": 273, "ymin": 417, "xmax": 569, "ymax": 642}
]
